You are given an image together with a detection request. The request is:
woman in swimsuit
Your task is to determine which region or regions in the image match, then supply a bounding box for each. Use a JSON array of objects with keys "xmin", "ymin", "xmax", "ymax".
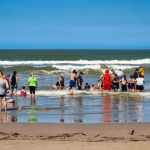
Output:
[
  {"xmin": 10, "ymin": 71, "xmax": 18, "ymax": 97},
  {"xmin": 53, "ymin": 74, "xmax": 65, "ymax": 90},
  {"xmin": 127, "ymin": 75, "xmax": 135, "ymax": 92},
  {"xmin": 120, "ymin": 75, "xmax": 127, "ymax": 92},
  {"xmin": 59, "ymin": 74, "xmax": 64, "ymax": 90}
]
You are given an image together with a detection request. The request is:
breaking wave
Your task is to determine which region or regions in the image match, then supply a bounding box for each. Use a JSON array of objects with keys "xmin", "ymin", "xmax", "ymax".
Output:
[
  {"xmin": 0, "ymin": 58, "xmax": 150, "ymax": 65},
  {"xmin": 17, "ymin": 90, "xmax": 150, "ymax": 97}
]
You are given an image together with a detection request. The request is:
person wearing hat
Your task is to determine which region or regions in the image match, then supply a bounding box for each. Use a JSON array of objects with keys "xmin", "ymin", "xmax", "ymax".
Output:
[
  {"xmin": 9, "ymin": 71, "xmax": 18, "ymax": 96},
  {"xmin": 77, "ymin": 72, "xmax": 84, "ymax": 90},
  {"xmin": 110, "ymin": 68, "xmax": 115, "ymax": 78},
  {"xmin": 100, "ymin": 70, "xmax": 114, "ymax": 91}
]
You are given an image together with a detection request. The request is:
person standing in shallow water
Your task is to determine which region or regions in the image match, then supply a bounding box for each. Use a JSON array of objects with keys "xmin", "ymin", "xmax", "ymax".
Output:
[
  {"xmin": 139, "ymin": 65, "xmax": 145, "ymax": 78},
  {"xmin": 127, "ymin": 75, "xmax": 135, "ymax": 92},
  {"xmin": 0, "ymin": 74, "xmax": 9, "ymax": 112},
  {"xmin": 10, "ymin": 71, "xmax": 18, "ymax": 97},
  {"xmin": 77, "ymin": 72, "xmax": 84, "ymax": 90},
  {"xmin": 70, "ymin": 70, "xmax": 77, "ymax": 88},
  {"xmin": 100, "ymin": 70, "xmax": 114, "ymax": 91},
  {"xmin": 28, "ymin": 73, "xmax": 37, "ymax": 100},
  {"xmin": 110, "ymin": 68, "xmax": 115, "ymax": 78},
  {"xmin": 120, "ymin": 75, "xmax": 127, "ymax": 92}
]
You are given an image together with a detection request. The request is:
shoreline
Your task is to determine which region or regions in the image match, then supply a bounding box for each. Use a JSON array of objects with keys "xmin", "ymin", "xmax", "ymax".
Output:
[{"xmin": 1, "ymin": 122, "xmax": 150, "ymax": 149}]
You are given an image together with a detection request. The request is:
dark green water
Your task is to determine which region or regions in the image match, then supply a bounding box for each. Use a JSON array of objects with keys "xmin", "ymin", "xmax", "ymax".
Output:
[{"xmin": 0, "ymin": 49, "xmax": 150, "ymax": 60}]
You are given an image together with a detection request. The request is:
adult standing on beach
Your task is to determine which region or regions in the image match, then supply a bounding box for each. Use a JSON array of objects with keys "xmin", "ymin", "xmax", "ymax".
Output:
[
  {"xmin": 10, "ymin": 71, "xmax": 18, "ymax": 96},
  {"xmin": 0, "ymin": 74, "xmax": 9, "ymax": 112},
  {"xmin": 28, "ymin": 73, "xmax": 37, "ymax": 99},
  {"xmin": 139, "ymin": 65, "xmax": 145, "ymax": 78},
  {"xmin": 100, "ymin": 70, "xmax": 114, "ymax": 91}
]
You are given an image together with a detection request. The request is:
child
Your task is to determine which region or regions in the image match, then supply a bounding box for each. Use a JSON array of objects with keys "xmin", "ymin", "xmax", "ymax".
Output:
[
  {"xmin": 84, "ymin": 83, "xmax": 91, "ymax": 89},
  {"xmin": 67, "ymin": 86, "xmax": 74, "ymax": 95},
  {"xmin": 97, "ymin": 80, "xmax": 102, "ymax": 89},
  {"xmin": 90, "ymin": 85, "xmax": 96, "ymax": 91},
  {"xmin": 20, "ymin": 86, "xmax": 27, "ymax": 96}
]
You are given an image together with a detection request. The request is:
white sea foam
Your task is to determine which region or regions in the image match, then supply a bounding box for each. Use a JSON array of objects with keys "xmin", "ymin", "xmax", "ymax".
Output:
[
  {"xmin": 17, "ymin": 90, "xmax": 150, "ymax": 97},
  {"xmin": 1, "ymin": 58, "xmax": 150, "ymax": 65},
  {"xmin": 52, "ymin": 64, "xmax": 101, "ymax": 70},
  {"xmin": 52, "ymin": 64, "xmax": 138, "ymax": 72}
]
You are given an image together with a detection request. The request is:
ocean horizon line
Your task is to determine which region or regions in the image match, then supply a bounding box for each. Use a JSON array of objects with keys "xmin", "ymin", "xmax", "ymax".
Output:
[{"xmin": 0, "ymin": 48, "xmax": 150, "ymax": 50}]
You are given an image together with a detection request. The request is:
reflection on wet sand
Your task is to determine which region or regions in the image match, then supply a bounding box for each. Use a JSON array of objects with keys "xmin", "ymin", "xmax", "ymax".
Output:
[
  {"xmin": 103, "ymin": 94, "xmax": 111, "ymax": 123},
  {"xmin": 0, "ymin": 93, "xmax": 146, "ymax": 123},
  {"xmin": 58, "ymin": 96, "xmax": 83, "ymax": 123},
  {"xmin": 101, "ymin": 93, "xmax": 145, "ymax": 123},
  {"xmin": 66, "ymin": 96, "xmax": 83, "ymax": 123},
  {"xmin": 28, "ymin": 98, "xmax": 38, "ymax": 123},
  {"xmin": 0, "ymin": 112, "xmax": 17, "ymax": 122},
  {"xmin": 58, "ymin": 97, "xmax": 65, "ymax": 123}
]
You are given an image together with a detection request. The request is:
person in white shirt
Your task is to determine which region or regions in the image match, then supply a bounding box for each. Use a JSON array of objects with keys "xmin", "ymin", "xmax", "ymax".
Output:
[
  {"xmin": 117, "ymin": 69, "xmax": 124, "ymax": 79},
  {"xmin": 135, "ymin": 76, "xmax": 145, "ymax": 92}
]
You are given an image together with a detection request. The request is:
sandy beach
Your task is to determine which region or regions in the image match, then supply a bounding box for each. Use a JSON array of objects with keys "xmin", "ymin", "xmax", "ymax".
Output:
[{"xmin": 0, "ymin": 123, "xmax": 150, "ymax": 150}]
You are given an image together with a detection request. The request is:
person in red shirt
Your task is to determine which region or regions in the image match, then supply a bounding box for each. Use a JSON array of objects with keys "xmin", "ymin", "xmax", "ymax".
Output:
[{"xmin": 100, "ymin": 70, "xmax": 114, "ymax": 91}]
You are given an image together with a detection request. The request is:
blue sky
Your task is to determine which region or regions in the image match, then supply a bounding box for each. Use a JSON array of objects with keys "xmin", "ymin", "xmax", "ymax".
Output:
[{"xmin": 0, "ymin": 0, "xmax": 150, "ymax": 49}]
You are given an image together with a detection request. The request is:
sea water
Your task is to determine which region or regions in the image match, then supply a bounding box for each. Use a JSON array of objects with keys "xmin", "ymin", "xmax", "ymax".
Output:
[{"xmin": 0, "ymin": 49, "xmax": 150, "ymax": 123}]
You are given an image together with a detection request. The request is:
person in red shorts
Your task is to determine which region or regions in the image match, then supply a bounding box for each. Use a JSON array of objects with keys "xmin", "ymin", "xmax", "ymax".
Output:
[{"xmin": 100, "ymin": 70, "xmax": 114, "ymax": 91}]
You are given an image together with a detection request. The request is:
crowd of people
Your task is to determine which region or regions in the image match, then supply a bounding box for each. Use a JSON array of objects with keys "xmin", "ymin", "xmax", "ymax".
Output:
[
  {"xmin": 53, "ymin": 65, "xmax": 145, "ymax": 94},
  {"xmin": 0, "ymin": 70, "xmax": 37, "ymax": 111},
  {"xmin": 0, "ymin": 65, "xmax": 146, "ymax": 111}
]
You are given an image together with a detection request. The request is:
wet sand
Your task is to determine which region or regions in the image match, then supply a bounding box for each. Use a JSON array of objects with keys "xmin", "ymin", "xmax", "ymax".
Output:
[{"xmin": 1, "ymin": 123, "xmax": 150, "ymax": 150}]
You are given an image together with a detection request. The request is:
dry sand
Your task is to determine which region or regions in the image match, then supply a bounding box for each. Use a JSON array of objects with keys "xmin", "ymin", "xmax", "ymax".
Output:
[{"xmin": 0, "ymin": 123, "xmax": 150, "ymax": 150}]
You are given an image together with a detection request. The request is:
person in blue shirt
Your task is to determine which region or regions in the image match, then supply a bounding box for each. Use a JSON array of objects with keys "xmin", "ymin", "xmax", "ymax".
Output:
[{"xmin": 78, "ymin": 72, "xmax": 84, "ymax": 90}]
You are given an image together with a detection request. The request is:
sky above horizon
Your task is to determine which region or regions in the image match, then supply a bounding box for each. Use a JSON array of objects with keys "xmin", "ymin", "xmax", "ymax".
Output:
[{"xmin": 0, "ymin": 0, "xmax": 150, "ymax": 49}]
